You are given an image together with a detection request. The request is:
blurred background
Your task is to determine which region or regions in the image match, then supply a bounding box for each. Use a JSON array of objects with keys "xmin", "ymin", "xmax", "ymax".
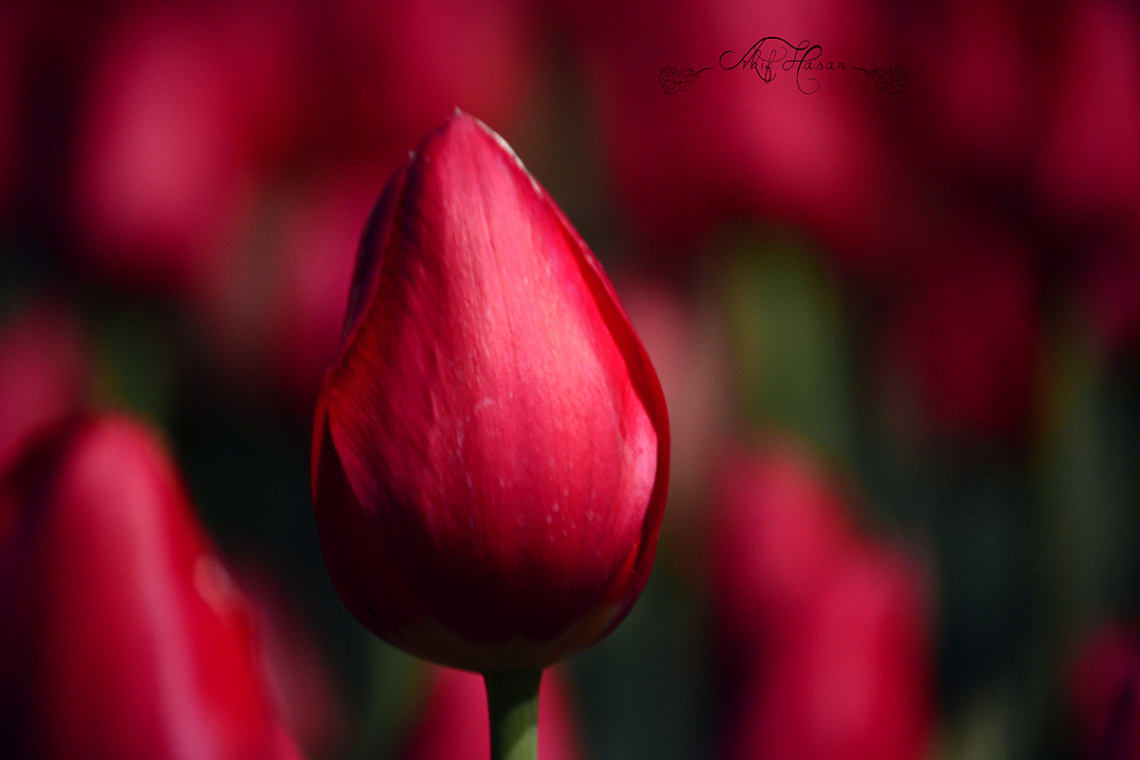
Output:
[{"xmin": 2, "ymin": 0, "xmax": 1140, "ymax": 758}]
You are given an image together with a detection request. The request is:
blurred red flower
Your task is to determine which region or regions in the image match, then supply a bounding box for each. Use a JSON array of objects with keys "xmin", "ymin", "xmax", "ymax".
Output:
[
  {"xmin": 722, "ymin": 543, "xmax": 933, "ymax": 760},
  {"xmin": 1033, "ymin": 0, "xmax": 1140, "ymax": 358},
  {"xmin": 912, "ymin": 0, "xmax": 1043, "ymax": 181},
  {"xmin": 618, "ymin": 274, "xmax": 734, "ymax": 576},
  {"xmin": 0, "ymin": 414, "xmax": 302, "ymax": 760},
  {"xmin": 69, "ymin": 1, "xmax": 306, "ymax": 297},
  {"xmin": 559, "ymin": 0, "xmax": 906, "ymax": 271},
  {"xmin": 709, "ymin": 441, "xmax": 858, "ymax": 658},
  {"xmin": 709, "ymin": 441, "xmax": 934, "ymax": 760}
]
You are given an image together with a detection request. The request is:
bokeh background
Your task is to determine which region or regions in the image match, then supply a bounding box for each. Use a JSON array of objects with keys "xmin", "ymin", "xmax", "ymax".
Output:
[{"xmin": 3, "ymin": 0, "xmax": 1140, "ymax": 758}]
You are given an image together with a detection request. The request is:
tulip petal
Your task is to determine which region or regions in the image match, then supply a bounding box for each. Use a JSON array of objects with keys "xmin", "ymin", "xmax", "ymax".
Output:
[{"xmin": 312, "ymin": 113, "xmax": 668, "ymax": 670}]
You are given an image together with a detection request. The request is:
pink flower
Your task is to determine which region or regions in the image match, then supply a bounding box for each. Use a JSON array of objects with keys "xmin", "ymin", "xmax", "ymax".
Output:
[
  {"xmin": 0, "ymin": 414, "xmax": 302, "ymax": 760},
  {"xmin": 311, "ymin": 112, "xmax": 669, "ymax": 672}
]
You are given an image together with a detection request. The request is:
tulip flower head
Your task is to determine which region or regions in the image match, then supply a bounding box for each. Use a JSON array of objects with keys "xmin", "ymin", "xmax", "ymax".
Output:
[
  {"xmin": 0, "ymin": 414, "xmax": 301, "ymax": 760},
  {"xmin": 311, "ymin": 111, "xmax": 669, "ymax": 673}
]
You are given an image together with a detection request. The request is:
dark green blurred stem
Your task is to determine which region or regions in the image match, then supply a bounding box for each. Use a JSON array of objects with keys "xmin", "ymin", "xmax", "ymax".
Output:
[{"xmin": 484, "ymin": 668, "xmax": 542, "ymax": 760}]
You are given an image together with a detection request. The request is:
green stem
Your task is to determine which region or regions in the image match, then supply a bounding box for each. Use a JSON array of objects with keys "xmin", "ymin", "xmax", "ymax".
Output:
[{"xmin": 483, "ymin": 668, "xmax": 543, "ymax": 760}]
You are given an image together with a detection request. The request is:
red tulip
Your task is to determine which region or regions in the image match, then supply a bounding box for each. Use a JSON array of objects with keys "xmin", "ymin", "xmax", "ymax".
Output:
[
  {"xmin": 709, "ymin": 443, "xmax": 933, "ymax": 760},
  {"xmin": 723, "ymin": 542, "xmax": 933, "ymax": 760},
  {"xmin": 914, "ymin": 0, "xmax": 1042, "ymax": 180},
  {"xmin": 397, "ymin": 666, "xmax": 584, "ymax": 760},
  {"xmin": 1036, "ymin": 0, "xmax": 1140, "ymax": 359},
  {"xmin": 709, "ymin": 441, "xmax": 858, "ymax": 657},
  {"xmin": 70, "ymin": 1, "xmax": 306, "ymax": 297},
  {"xmin": 311, "ymin": 112, "xmax": 669, "ymax": 672},
  {"xmin": 0, "ymin": 415, "xmax": 302, "ymax": 760}
]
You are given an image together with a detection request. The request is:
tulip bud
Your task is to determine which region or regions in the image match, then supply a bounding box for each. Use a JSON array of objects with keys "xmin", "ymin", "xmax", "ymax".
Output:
[
  {"xmin": 311, "ymin": 111, "xmax": 669, "ymax": 672},
  {"xmin": 708, "ymin": 444, "xmax": 933, "ymax": 760},
  {"xmin": 722, "ymin": 543, "xmax": 934, "ymax": 760},
  {"xmin": 0, "ymin": 414, "xmax": 302, "ymax": 760}
]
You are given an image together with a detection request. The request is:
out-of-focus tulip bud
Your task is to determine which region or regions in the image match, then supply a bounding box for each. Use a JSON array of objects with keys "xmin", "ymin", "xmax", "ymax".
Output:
[
  {"xmin": 709, "ymin": 442, "xmax": 933, "ymax": 760},
  {"xmin": 397, "ymin": 666, "xmax": 584, "ymax": 760},
  {"xmin": 202, "ymin": 0, "xmax": 310, "ymax": 168},
  {"xmin": 0, "ymin": 414, "xmax": 303, "ymax": 760},
  {"xmin": 708, "ymin": 442, "xmax": 857, "ymax": 667},
  {"xmin": 70, "ymin": 1, "xmax": 305, "ymax": 297},
  {"xmin": 1071, "ymin": 622, "xmax": 1140, "ymax": 760},
  {"xmin": 723, "ymin": 542, "xmax": 933, "ymax": 760},
  {"xmin": 0, "ymin": 300, "xmax": 88, "ymax": 474},
  {"xmin": 311, "ymin": 112, "xmax": 669, "ymax": 672}
]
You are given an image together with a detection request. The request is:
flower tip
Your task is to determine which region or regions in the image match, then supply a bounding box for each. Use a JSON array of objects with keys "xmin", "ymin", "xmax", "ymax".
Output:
[
  {"xmin": 435, "ymin": 108, "xmax": 488, "ymax": 140},
  {"xmin": 428, "ymin": 111, "xmax": 535, "ymax": 194}
]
